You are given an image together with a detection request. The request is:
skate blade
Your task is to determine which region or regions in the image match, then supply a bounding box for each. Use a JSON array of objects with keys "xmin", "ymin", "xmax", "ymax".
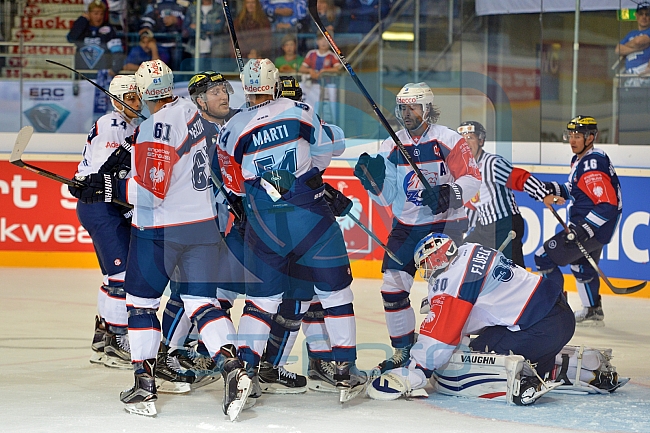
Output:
[
  {"xmin": 89, "ymin": 352, "xmax": 106, "ymax": 364},
  {"xmin": 227, "ymin": 375, "xmax": 253, "ymax": 422},
  {"xmin": 124, "ymin": 401, "xmax": 157, "ymax": 417},
  {"xmin": 103, "ymin": 357, "xmax": 132, "ymax": 370},
  {"xmin": 156, "ymin": 379, "xmax": 191, "ymax": 394},
  {"xmin": 576, "ymin": 320, "xmax": 605, "ymax": 328},
  {"xmin": 191, "ymin": 375, "xmax": 220, "ymax": 390},
  {"xmin": 260, "ymin": 383, "xmax": 307, "ymax": 394},
  {"xmin": 308, "ymin": 379, "xmax": 338, "ymax": 393},
  {"xmin": 338, "ymin": 382, "xmax": 368, "ymax": 403}
]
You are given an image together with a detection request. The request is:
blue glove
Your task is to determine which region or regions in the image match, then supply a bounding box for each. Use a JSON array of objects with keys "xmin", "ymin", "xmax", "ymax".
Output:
[
  {"xmin": 324, "ymin": 183, "xmax": 353, "ymax": 217},
  {"xmin": 353, "ymin": 153, "xmax": 385, "ymax": 194},
  {"xmin": 544, "ymin": 181, "xmax": 563, "ymax": 197},
  {"xmin": 98, "ymin": 136, "xmax": 133, "ymax": 178},
  {"xmin": 567, "ymin": 219, "xmax": 596, "ymax": 243},
  {"xmin": 68, "ymin": 173, "xmax": 118, "ymax": 204},
  {"xmin": 420, "ymin": 183, "xmax": 463, "ymax": 214}
]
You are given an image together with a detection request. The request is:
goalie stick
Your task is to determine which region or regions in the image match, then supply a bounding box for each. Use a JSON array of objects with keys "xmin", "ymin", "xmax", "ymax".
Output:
[
  {"xmin": 10, "ymin": 126, "xmax": 133, "ymax": 209},
  {"xmin": 307, "ymin": 0, "xmax": 438, "ymax": 206},
  {"xmin": 547, "ymin": 204, "xmax": 646, "ymax": 295},
  {"xmin": 46, "ymin": 60, "xmax": 147, "ymax": 121}
]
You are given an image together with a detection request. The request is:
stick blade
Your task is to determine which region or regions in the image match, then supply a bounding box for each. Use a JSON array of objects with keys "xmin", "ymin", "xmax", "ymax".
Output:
[
  {"xmin": 609, "ymin": 280, "xmax": 647, "ymax": 295},
  {"xmin": 10, "ymin": 126, "xmax": 34, "ymax": 164}
]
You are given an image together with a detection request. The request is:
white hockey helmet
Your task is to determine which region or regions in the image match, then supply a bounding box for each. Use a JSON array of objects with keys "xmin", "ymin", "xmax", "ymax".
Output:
[
  {"xmin": 108, "ymin": 74, "xmax": 138, "ymax": 111},
  {"xmin": 135, "ymin": 59, "xmax": 174, "ymax": 101},
  {"xmin": 414, "ymin": 233, "xmax": 458, "ymax": 280},
  {"xmin": 240, "ymin": 58, "xmax": 280, "ymax": 97},
  {"xmin": 395, "ymin": 82, "xmax": 435, "ymax": 125}
]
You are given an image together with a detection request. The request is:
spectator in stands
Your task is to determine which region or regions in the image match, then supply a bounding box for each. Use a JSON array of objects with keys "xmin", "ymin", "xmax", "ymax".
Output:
[
  {"xmin": 274, "ymin": 34, "xmax": 304, "ymax": 73},
  {"xmin": 184, "ymin": 0, "xmax": 226, "ymax": 65},
  {"xmin": 299, "ymin": 32, "xmax": 341, "ymax": 119},
  {"xmin": 301, "ymin": 0, "xmax": 341, "ymax": 34},
  {"xmin": 123, "ymin": 28, "xmax": 170, "ymax": 71},
  {"xmin": 616, "ymin": 1, "xmax": 650, "ymax": 87},
  {"xmin": 140, "ymin": 0, "xmax": 187, "ymax": 69},
  {"xmin": 344, "ymin": 0, "xmax": 391, "ymax": 34},
  {"xmin": 234, "ymin": 0, "xmax": 272, "ymax": 59},
  {"xmin": 68, "ymin": 0, "xmax": 124, "ymax": 76},
  {"xmin": 260, "ymin": 0, "xmax": 307, "ymax": 33}
]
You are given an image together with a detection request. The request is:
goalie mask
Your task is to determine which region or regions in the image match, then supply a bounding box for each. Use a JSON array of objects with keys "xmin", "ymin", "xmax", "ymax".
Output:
[
  {"xmin": 395, "ymin": 82, "xmax": 435, "ymax": 130},
  {"xmin": 136, "ymin": 59, "xmax": 174, "ymax": 101},
  {"xmin": 279, "ymin": 75, "xmax": 303, "ymax": 101},
  {"xmin": 241, "ymin": 58, "xmax": 280, "ymax": 98},
  {"xmin": 109, "ymin": 75, "xmax": 138, "ymax": 111},
  {"xmin": 414, "ymin": 233, "xmax": 458, "ymax": 280}
]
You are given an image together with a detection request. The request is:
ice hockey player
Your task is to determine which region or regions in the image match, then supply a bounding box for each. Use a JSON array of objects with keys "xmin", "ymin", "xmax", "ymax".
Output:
[
  {"xmin": 218, "ymin": 58, "xmax": 366, "ymax": 403},
  {"xmin": 353, "ymin": 82, "xmax": 481, "ymax": 374},
  {"xmin": 69, "ymin": 60, "xmax": 251, "ymax": 420},
  {"xmin": 534, "ymin": 116, "xmax": 622, "ymax": 327},
  {"xmin": 457, "ymin": 120, "xmax": 550, "ymax": 267},
  {"xmin": 70, "ymin": 74, "xmax": 140, "ymax": 369},
  {"xmin": 367, "ymin": 233, "xmax": 576, "ymax": 405}
]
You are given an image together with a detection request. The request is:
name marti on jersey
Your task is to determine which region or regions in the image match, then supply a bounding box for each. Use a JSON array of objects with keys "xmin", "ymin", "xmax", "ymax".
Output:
[{"xmin": 252, "ymin": 124, "xmax": 291, "ymax": 147}]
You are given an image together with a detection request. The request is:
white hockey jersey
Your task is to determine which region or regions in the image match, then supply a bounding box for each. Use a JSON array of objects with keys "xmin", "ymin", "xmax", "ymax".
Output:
[
  {"xmin": 375, "ymin": 125, "xmax": 481, "ymax": 226},
  {"xmin": 125, "ymin": 97, "xmax": 218, "ymax": 234},
  {"xmin": 76, "ymin": 110, "xmax": 137, "ymax": 176},
  {"xmin": 418, "ymin": 243, "xmax": 562, "ymax": 371},
  {"xmin": 217, "ymin": 98, "xmax": 332, "ymax": 195}
]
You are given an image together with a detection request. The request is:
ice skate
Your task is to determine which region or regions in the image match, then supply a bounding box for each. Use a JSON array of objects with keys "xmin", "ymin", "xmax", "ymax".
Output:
[
  {"xmin": 258, "ymin": 361, "xmax": 307, "ymax": 394},
  {"xmin": 334, "ymin": 361, "xmax": 368, "ymax": 403},
  {"xmin": 575, "ymin": 306, "xmax": 605, "ymax": 327},
  {"xmin": 589, "ymin": 370, "xmax": 628, "ymax": 392},
  {"xmin": 103, "ymin": 332, "xmax": 132, "ymax": 370},
  {"xmin": 155, "ymin": 343, "xmax": 194, "ymax": 394},
  {"xmin": 307, "ymin": 357, "xmax": 338, "ymax": 393},
  {"xmin": 120, "ymin": 359, "xmax": 157, "ymax": 417},
  {"xmin": 377, "ymin": 342, "xmax": 414, "ymax": 373},
  {"xmin": 90, "ymin": 316, "xmax": 107, "ymax": 364},
  {"xmin": 220, "ymin": 344, "xmax": 252, "ymax": 421},
  {"xmin": 177, "ymin": 344, "xmax": 221, "ymax": 390}
]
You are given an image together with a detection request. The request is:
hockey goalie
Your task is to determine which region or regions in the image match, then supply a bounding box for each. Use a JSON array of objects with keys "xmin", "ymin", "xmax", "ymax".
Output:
[{"xmin": 368, "ymin": 234, "xmax": 627, "ymax": 405}]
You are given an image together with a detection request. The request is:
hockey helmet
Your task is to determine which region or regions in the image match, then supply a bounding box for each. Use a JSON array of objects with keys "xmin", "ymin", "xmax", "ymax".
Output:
[
  {"xmin": 563, "ymin": 115, "xmax": 598, "ymax": 141},
  {"xmin": 395, "ymin": 82, "xmax": 434, "ymax": 121},
  {"xmin": 414, "ymin": 233, "xmax": 458, "ymax": 280},
  {"xmin": 188, "ymin": 71, "xmax": 234, "ymax": 107},
  {"xmin": 109, "ymin": 74, "xmax": 138, "ymax": 111},
  {"xmin": 240, "ymin": 58, "xmax": 280, "ymax": 97},
  {"xmin": 279, "ymin": 75, "xmax": 303, "ymax": 101},
  {"xmin": 135, "ymin": 59, "xmax": 174, "ymax": 101},
  {"xmin": 457, "ymin": 121, "xmax": 486, "ymax": 141}
]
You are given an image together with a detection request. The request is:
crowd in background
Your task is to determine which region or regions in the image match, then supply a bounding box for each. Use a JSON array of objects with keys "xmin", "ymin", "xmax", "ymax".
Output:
[{"xmin": 68, "ymin": 0, "xmax": 394, "ymax": 73}]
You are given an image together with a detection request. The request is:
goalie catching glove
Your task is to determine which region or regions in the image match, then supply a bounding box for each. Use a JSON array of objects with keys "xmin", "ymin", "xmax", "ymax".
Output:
[
  {"xmin": 419, "ymin": 183, "xmax": 463, "ymax": 214},
  {"xmin": 69, "ymin": 172, "xmax": 119, "ymax": 204}
]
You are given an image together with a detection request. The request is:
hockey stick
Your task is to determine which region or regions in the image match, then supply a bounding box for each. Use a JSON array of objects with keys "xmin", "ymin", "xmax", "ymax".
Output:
[
  {"xmin": 498, "ymin": 230, "xmax": 516, "ymax": 252},
  {"xmin": 547, "ymin": 204, "xmax": 646, "ymax": 295},
  {"xmin": 220, "ymin": 0, "xmax": 244, "ymax": 74},
  {"xmin": 46, "ymin": 60, "xmax": 147, "ymax": 121},
  {"xmin": 307, "ymin": 0, "xmax": 438, "ymax": 204},
  {"xmin": 10, "ymin": 126, "xmax": 133, "ymax": 209}
]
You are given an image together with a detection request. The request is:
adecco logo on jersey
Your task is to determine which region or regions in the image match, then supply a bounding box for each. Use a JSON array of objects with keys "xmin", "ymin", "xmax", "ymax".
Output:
[
  {"xmin": 145, "ymin": 86, "xmax": 172, "ymax": 97},
  {"xmin": 245, "ymin": 84, "xmax": 271, "ymax": 93}
]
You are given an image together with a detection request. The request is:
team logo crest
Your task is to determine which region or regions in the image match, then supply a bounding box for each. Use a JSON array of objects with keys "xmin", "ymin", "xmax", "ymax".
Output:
[
  {"xmin": 492, "ymin": 256, "xmax": 515, "ymax": 282},
  {"xmin": 24, "ymin": 104, "xmax": 69, "ymax": 132},
  {"xmin": 79, "ymin": 45, "xmax": 105, "ymax": 69},
  {"xmin": 149, "ymin": 163, "xmax": 166, "ymax": 186},
  {"xmin": 403, "ymin": 169, "xmax": 438, "ymax": 206},
  {"xmin": 114, "ymin": 258, "xmax": 122, "ymax": 266}
]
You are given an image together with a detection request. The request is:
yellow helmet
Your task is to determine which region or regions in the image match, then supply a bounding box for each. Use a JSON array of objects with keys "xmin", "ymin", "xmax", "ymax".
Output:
[{"xmin": 564, "ymin": 115, "xmax": 597, "ymax": 141}]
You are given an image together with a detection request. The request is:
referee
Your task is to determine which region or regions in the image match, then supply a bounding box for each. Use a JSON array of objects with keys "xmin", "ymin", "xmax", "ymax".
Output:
[{"xmin": 458, "ymin": 121, "xmax": 550, "ymax": 267}]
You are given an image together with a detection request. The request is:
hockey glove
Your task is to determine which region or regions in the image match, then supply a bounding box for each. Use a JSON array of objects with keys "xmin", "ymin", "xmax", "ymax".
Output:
[
  {"xmin": 420, "ymin": 183, "xmax": 463, "ymax": 214},
  {"xmin": 228, "ymin": 194, "xmax": 246, "ymax": 224},
  {"xmin": 567, "ymin": 219, "xmax": 596, "ymax": 243},
  {"xmin": 98, "ymin": 136, "xmax": 133, "ymax": 178},
  {"xmin": 544, "ymin": 181, "xmax": 563, "ymax": 198},
  {"xmin": 354, "ymin": 153, "xmax": 385, "ymax": 194},
  {"xmin": 324, "ymin": 183, "xmax": 353, "ymax": 217},
  {"xmin": 68, "ymin": 173, "xmax": 117, "ymax": 204}
]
